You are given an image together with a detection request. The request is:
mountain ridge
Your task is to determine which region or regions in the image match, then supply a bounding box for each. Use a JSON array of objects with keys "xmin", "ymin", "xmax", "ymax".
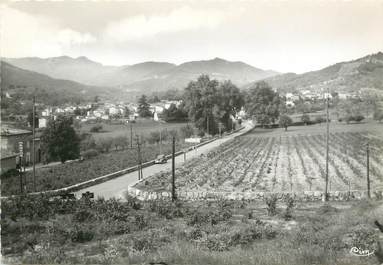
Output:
[{"xmin": 4, "ymin": 56, "xmax": 279, "ymax": 91}]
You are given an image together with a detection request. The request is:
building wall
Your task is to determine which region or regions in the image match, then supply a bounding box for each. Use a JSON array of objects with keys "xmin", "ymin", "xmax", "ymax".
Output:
[
  {"xmin": 1, "ymin": 156, "xmax": 17, "ymax": 174},
  {"xmin": 1, "ymin": 134, "xmax": 41, "ymax": 164}
]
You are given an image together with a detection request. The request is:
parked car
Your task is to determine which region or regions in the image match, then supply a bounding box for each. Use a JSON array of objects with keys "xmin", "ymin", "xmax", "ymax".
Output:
[{"xmin": 154, "ymin": 154, "xmax": 167, "ymax": 164}]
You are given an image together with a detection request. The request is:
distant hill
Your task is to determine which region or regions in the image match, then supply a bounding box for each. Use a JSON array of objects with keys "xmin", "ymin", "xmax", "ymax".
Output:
[
  {"xmin": 4, "ymin": 56, "xmax": 279, "ymax": 92},
  {"xmin": 0, "ymin": 61, "xmax": 120, "ymax": 104},
  {"xmin": 254, "ymin": 52, "xmax": 383, "ymax": 93}
]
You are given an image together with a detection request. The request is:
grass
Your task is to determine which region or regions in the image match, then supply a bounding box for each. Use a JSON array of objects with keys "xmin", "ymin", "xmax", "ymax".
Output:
[
  {"xmin": 247, "ymin": 120, "xmax": 383, "ymax": 138},
  {"xmin": 81, "ymin": 119, "xmax": 189, "ymax": 140},
  {"xmin": 1, "ymin": 194, "xmax": 382, "ymax": 265}
]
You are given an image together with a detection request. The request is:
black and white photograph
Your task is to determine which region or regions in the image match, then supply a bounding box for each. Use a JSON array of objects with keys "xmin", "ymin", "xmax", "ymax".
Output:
[{"xmin": 1, "ymin": 0, "xmax": 383, "ymax": 264}]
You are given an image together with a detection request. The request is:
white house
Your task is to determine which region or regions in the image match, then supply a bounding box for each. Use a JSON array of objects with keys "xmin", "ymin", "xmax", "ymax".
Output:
[{"xmin": 38, "ymin": 118, "xmax": 47, "ymax": 128}]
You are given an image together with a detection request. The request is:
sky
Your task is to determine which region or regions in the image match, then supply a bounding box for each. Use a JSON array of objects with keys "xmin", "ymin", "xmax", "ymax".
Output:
[{"xmin": 1, "ymin": 0, "xmax": 383, "ymax": 73}]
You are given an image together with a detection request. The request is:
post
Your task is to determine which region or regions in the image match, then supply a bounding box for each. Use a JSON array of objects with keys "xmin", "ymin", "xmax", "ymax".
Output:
[
  {"xmin": 206, "ymin": 114, "xmax": 209, "ymax": 136},
  {"xmin": 130, "ymin": 122, "xmax": 133, "ymax": 148},
  {"xmin": 367, "ymin": 142, "xmax": 370, "ymax": 199},
  {"xmin": 32, "ymin": 95, "xmax": 36, "ymax": 191},
  {"xmin": 172, "ymin": 136, "xmax": 176, "ymax": 201},
  {"xmin": 136, "ymin": 135, "xmax": 141, "ymax": 180},
  {"xmin": 324, "ymin": 87, "xmax": 330, "ymax": 202},
  {"xmin": 19, "ymin": 157, "xmax": 23, "ymax": 194},
  {"xmin": 184, "ymin": 151, "xmax": 186, "ymax": 162},
  {"xmin": 159, "ymin": 125, "xmax": 162, "ymax": 154}
]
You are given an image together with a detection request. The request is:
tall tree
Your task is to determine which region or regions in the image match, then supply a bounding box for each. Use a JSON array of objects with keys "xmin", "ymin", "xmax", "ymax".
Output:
[
  {"xmin": 183, "ymin": 75, "xmax": 244, "ymax": 135},
  {"xmin": 41, "ymin": 116, "xmax": 80, "ymax": 163},
  {"xmin": 245, "ymin": 81, "xmax": 280, "ymax": 127},
  {"xmin": 137, "ymin": 95, "xmax": 152, "ymax": 117}
]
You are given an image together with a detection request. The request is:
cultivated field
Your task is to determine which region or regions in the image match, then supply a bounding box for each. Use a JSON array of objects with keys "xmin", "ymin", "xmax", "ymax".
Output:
[
  {"xmin": 81, "ymin": 119, "xmax": 189, "ymax": 140},
  {"xmin": 136, "ymin": 123, "xmax": 383, "ymax": 194}
]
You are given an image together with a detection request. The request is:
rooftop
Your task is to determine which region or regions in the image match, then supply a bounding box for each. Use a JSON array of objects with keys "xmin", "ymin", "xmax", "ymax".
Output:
[{"xmin": 1, "ymin": 127, "xmax": 32, "ymax": 136}]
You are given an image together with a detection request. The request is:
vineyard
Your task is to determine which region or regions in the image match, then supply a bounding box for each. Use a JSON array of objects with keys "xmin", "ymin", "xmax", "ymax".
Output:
[{"xmin": 136, "ymin": 131, "xmax": 383, "ymax": 194}]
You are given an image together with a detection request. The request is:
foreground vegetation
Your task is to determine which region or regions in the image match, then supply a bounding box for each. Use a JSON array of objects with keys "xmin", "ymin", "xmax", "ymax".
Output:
[{"xmin": 1, "ymin": 194, "xmax": 382, "ymax": 265}]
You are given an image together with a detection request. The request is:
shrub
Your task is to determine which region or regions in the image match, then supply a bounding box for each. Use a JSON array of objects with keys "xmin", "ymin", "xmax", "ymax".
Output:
[
  {"xmin": 125, "ymin": 195, "xmax": 142, "ymax": 210},
  {"xmin": 206, "ymin": 234, "xmax": 230, "ymax": 251},
  {"xmin": 73, "ymin": 209, "xmax": 95, "ymax": 223},
  {"xmin": 70, "ymin": 226, "xmax": 94, "ymax": 243},
  {"xmin": 90, "ymin": 124, "xmax": 103, "ymax": 133},
  {"xmin": 301, "ymin": 114, "xmax": 310, "ymax": 125},
  {"xmin": 283, "ymin": 196, "xmax": 295, "ymax": 220},
  {"xmin": 1, "ymin": 168, "xmax": 19, "ymax": 179},
  {"xmin": 265, "ymin": 194, "xmax": 278, "ymax": 216},
  {"xmin": 134, "ymin": 214, "xmax": 149, "ymax": 230},
  {"xmin": 315, "ymin": 116, "xmax": 325, "ymax": 124},
  {"xmin": 132, "ymin": 236, "xmax": 153, "ymax": 252},
  {"xmin": 187, "ymin": 211, "xmax": 211, "ymax": 226},
  {"xmin": 189, "ymin": 228, "xmax": 204, "ymax": 240},
  {"xmin": 82, "ymin": 149, "xmax": 99, "ymax": 160}
]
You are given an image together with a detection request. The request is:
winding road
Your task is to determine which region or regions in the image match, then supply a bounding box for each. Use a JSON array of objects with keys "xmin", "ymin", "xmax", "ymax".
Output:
[{"xmin": 75, "ymin": 121, "xmax": 253, "ymax": 200}]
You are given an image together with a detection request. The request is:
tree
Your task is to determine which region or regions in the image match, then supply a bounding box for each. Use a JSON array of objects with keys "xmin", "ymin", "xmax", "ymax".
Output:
[
  {"xmin": 162, "ymin": 103, "xmax": 188, "ymax": 122},
  {"xmin": 137, "ymin": 95, "xmax": 152, "ymax": 118},
  {"xmin": 279, "ymin": 115, "xmax": 292, "ymax": 131},
  {"xmin": 124, "ymin": 107, "xmax": 131, "ymax": 118},
  {"xmin": 183, "ymin": 75, "xmax": 244, "ymax": 135},
  {"xmin": 244, "ymin": 81, "xmax": 280, "ymax": 127},
  {"xmin": 301, "ymin": 114, "xmax": 310, "ymax": 125},
  {"xmin": 41, "ymin": 116, "xmax": 80, "ymax": 163}
]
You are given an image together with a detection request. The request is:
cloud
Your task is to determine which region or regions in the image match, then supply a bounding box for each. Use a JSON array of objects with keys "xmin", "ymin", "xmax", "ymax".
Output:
[
  {"xmin": 103, "ymin": 6, "xmax": 224, "ymax": 42},
  {"xmin": 0, "ymin": 5, "xmax": 96, "ymax": 58}
]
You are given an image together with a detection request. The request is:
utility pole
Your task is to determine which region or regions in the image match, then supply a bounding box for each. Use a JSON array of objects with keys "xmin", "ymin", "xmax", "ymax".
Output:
[
  {"xmin": 32, "ymin": 95, "xmax": 36, "ymax": 191},
  {"xmin": 136, "ymin": 135, "xmax": 142, "ymax": 180},
  {"xmin": 324, "ymin": 87, "xmax": 330, "ymax": 202},
  {"xmin": 206, "ymin": 114, "xmax": 209, "ymax": 137},
  {"xmin": 130, "ymin": 121, "xmax": 133, "ymax": 148},
  {"xmin": 159, "ymin": 123, "xmax": 162, "ymax": 154},
  {"xmin": 367, "ymin": 142, "xmax": 370, "ymax": 199},
  {"xmin": 171, "ymin": 136, "xmax": 176, "ymax": 201},
  {"xmin": 18, "ymin": 142, "xmax": 24, "ymax": 194}
]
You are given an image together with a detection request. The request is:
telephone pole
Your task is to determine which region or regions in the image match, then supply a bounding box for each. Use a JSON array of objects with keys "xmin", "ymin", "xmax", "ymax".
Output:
[
  {"xmin": 206, "ymin": 114, "xmax": 209, "ymax": 136},
  {"xmin": 171, "ymin": 136, "xmax": 176, "ymax": 201},
  {"xmin": 32, "ymin": 95, "xmax": 36, "ymax": 191},
  {"xmin": 324, "ymin": 87, "xmax": 330, "ymax": 202},
  {"xmin": 367, "ymin": 142, "xmax": 371, "ymax": 199},
  {"xmin": 136, "ymin": 135, "xmax": 142, "ymax": 180},
  {"xmin": 130, "ymin": 121, "xmax": 133, "ymax": 148}
]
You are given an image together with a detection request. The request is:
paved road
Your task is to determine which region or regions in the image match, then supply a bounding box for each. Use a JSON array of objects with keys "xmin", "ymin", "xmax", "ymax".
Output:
[{"xmin": 75, "ymin": 121, "xmax": 253, "ymax": 200}]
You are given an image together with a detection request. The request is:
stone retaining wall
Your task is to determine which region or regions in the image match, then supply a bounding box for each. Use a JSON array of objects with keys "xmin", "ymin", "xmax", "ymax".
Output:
[{"xmin": 126, "ymin": 186, "xmax": 383, "ymax": 202}]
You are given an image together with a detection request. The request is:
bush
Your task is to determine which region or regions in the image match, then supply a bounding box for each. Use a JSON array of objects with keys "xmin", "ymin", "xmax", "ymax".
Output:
[
  {"xmin": 70, "ymin": 226, "xmax": 94, "ymax": 243},
  {"xmin": 126, "ymin": 195, "xmax": 142, "ymax": 210},
  {"xmin": 315, "ymin": 116, "xmax": 325, "ymax": 124},
  {"xmin": 301, "ymin": 114, "xmax": 310, "ymax": 125},
  {"xmin": 134, "ymin": 214, "xmax": 149, "ymax": 230},
  {"xmin": 1, "ymin": 168, "xmax": 19, "ymax": 179},
  {"xmin": 265, "ymin": 195, "xmax": 278, "ymax": 216},
  {"xmin": 82, "ymin": 149, "xmax": 99, "ymax": 160},
  {"xmin": 132, "ymin": 236, "xmax": 153, "ymax": 252},
  {"xmin": 90, "ymin": 124, "xmax": 103, "ymax": 133},
  {"xmin": 73, "ymin": 209, "xmax": 95, "ymax": 223},
  {"xmin": 283, "ymin": 196, "xmax": 295, "ymax": 220},
  {"xmin": 345, "ymin": 114, "xmax": 365, "ymax": 124}
]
